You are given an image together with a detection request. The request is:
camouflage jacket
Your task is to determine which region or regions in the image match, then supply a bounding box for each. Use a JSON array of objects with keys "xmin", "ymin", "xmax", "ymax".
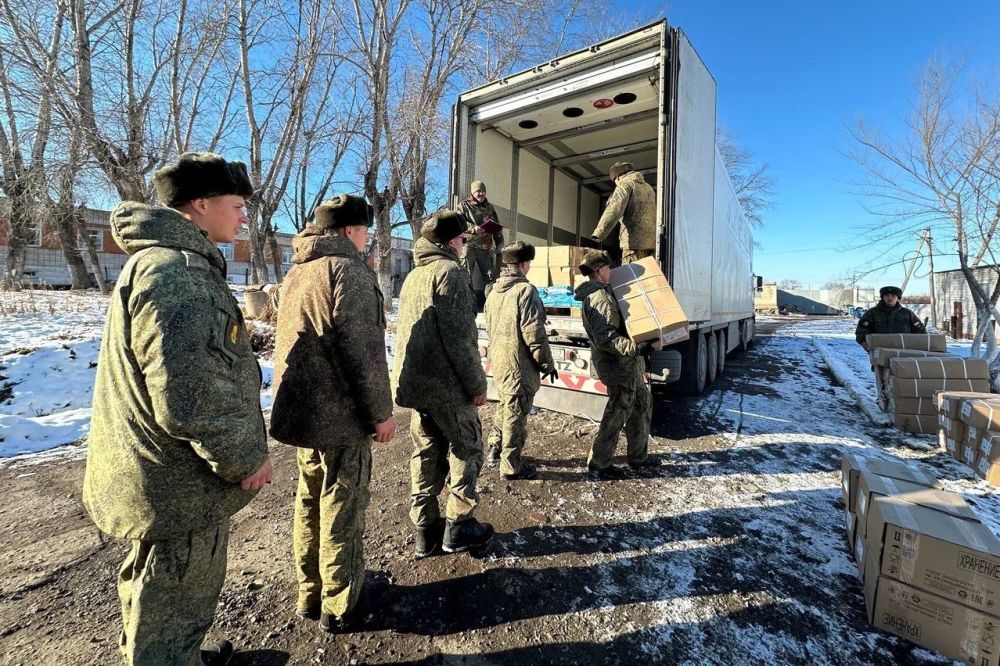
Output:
[
  {"xmin": 83, "ymin": 203, "xmax": 267, "ymax": 540},
  {"xmin": 592, "ymin": 171, "xmax": 656, "ymax": 251},
  {"xmin": 270, "ymin": 226, "xmax": 393, "ymax": 448},
  {"xmin": 574, "ymin": 279, "xmax": 642, "ymax": 387},
  {"xmin": 459, "ymin": 197, "xmax": 504, "ymax": 253},
  {"xmin": 392, "ymin": 237, "xmax": 487, "ymax": 408},
  {"xmin": 855, "ymin": 301, "xmax": 926, "ymax": 345},
  {"xmin": 484, "ymin": 267, "xmax": 554, "ymax": 396}
]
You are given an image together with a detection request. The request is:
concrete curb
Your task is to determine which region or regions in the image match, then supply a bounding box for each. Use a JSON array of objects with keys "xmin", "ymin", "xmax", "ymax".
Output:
[{"xmin": 812, "ymin": 338, "xmax": 892, "ymax": 426}]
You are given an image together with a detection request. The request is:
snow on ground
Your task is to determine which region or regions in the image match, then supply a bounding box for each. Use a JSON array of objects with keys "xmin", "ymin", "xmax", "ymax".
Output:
[{"xmin": 0, "ymin": 289, "xmax": 275, "ymax": 459}]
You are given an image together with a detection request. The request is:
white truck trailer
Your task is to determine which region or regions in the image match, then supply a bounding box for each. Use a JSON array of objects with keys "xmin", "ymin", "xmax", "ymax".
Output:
[{"xmin": 451, "ymin": 20, "xmax": 757, "ymax": 420}]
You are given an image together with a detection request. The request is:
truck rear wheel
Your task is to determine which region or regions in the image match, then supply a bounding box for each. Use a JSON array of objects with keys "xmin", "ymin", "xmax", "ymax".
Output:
[
  {"xmin": 706, "ymin": 332, "xmax": 718, "ymax": 384},
  {"xmin": 677, "ymin": 332, "xmax": 708, "ymax": 394}
]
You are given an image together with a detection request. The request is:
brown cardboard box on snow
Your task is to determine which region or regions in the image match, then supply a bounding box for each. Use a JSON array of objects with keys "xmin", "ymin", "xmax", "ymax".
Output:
[
  {"xmin": 976, "ymin": 432, "xmax": 1000, "ymax": 485},
  {"xmin": 609, "ymin": 258, "xmax": 689, "ymax": 347},
  {"xmin": 870, "ymin": 348, "xmax": 953, "ymax": 368},
  {"xmin": 866, "ymin": 575, "xmax": 1000, "ymax": 666},
  {"xmin": 889, "ymin": 356, "xmax": 989, "ymax": 380},
  {"xmin": 892, "ymin": 413, "xmax": 939, "ymax": 434},
  {"xmin": 937, "ymin": 412, "xmax": 967, "ymax": 441},
  {"xmin": 937, "ymin": 390, "xmax": 994, "ymax": 420},
  {"xmin": 864, "ymin": 333, "xmax": 947, "ymax": 352},
  {"xmin": 855, "ymin": 470, "xmax": 977, "ymax": 543},
  {"xmin": 840, "ymin": 453, "xmax": 940, "ymax": 515},
  {"xmin": 965, "ymin": 426, "xmax": 983, "ymax": 466},
  {"xmin": 937, "ymin": 431, "xmax": 959, "ymax": 458},
  {"xmin": 888, "ymin": 396, "xmax": 937, "ymax": 416},
  {"xmin": 864, "ymin": 495, "xmax": 999, "ymax": 617},
  {"xmin": 960, "ymin": 396, "xmax": 1000, "ymax": 431},
  {"xmin": 889, "ymin": 377, "xmax": 991, "ymax": 398}
]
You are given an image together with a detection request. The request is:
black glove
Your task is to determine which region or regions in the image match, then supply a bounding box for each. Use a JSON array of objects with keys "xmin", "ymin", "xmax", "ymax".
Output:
[
  {"xmin": 542, "ymin": 367, "xmax": 559, "ymax": 383},
  {"xmin": 636, "ymin": 342, "xmax": 656, "ymax": 357}
]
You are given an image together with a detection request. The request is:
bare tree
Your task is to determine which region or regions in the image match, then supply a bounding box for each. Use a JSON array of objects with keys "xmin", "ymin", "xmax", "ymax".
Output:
[
  {"xmin": 717, "ymin": 125, "xmax": 776, "ymax": 229},
  {"xmin": 849, "ymin": 59, "xmax": 1000, "ymax": 373},
  {"xmin": 777, "ymin": 279, "xmax": 802, "ymax": 290},
  {"xmin": 236, "ymin": 0, "xmax": 337, "ymax": 283}
]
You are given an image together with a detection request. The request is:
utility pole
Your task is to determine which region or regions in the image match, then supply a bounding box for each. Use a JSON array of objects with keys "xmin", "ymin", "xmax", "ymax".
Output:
[{"xmin": 926, "ymin": 228, "xmax": 937, "ymax": 329}]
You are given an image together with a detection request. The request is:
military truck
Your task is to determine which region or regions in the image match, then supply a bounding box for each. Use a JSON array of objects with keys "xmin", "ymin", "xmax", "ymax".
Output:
[{"xmin": 451, "ymin": 20, "xmax": 757, "ymax": 419}]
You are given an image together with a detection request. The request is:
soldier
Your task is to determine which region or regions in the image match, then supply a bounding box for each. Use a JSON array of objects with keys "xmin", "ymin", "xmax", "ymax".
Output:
[
  {"xmin": 590, "ymin": 162, "xmax": 656, "ymax": 264},
  {"xmin": 392, "ymin": 210, "xmax": 494, "ymax": 558},
  {"xmin": 484, "ymin": 241, "xmax": 557, "ymax": 479},
  {"xmin": 83, "ymin": 152, "xmax": 272, "ymax": 666},
  {"xmin": 573, "ymin": 250, "xmax": 655, "ymax": 478},
  {"xmin": 458, "ymin": 180, "xmax": 505, "ymax": 311},
  {"xmin": 855, "ymin": 285, "xmax": 927, "ymax": 346},
  {"xmin": 269, "ymin": 195, "xmax": 396, "ymax": 633}
]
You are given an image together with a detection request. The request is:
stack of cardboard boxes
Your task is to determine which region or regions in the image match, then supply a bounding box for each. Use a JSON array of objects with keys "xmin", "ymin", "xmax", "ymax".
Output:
[
  {"xmin": 864, "ymin": 334, "xmax": 950, "ymax": 414},
  {"xmin": 609, "ymin": 258, "xmax": 689, "ymax": 347},
  {"xmin": 886, "ymin": 357, "xmax": 990, "ymax": 434},
  {"xmin": 525, "ymin": 246, "xmax": 588, "ymax": 288},
  {"xmin": 842, "ymin": 452, "xmax": 1000, "ymax": 663},
  {"xmin": 938, "ymin": 391, "xmax": 1000, "ymax": 486}
]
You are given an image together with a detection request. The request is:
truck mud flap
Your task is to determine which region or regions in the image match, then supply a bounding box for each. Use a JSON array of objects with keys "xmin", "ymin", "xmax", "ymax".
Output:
[{"xmin": 486, "ymin": 377, "xmax": 609, "ymax": 422}]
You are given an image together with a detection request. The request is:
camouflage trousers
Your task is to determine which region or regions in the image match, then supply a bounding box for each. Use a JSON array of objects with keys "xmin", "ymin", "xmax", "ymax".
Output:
[
  {"xmin": 588, "ymin": 378, "xmax": 652, "ymax": 470},
  {"xmin": 487, "ymin": 392, "xmax": 534, "ymax": 476},
  {"xmin": 621, "ymin": 249, "xmax": 654, "ymax": 265},
  {"xmin": 409, "ymin": 405, "xmax": 484, "ymax": 527},
  {"xmin": 117, "ymin": 521, "xmax": 229, "ymax": 666},
  {"xmin": 294, "ymin": 442, "xmax": 372, "ymax": 619},
  {"xmin": 464, "ymin": 247, "xmax": 498, "ymax": 293}
]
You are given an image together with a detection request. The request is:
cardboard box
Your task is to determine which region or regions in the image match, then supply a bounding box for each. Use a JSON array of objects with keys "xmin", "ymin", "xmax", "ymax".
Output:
[
  {"xmin": 856, "ymin": 470, "xmax": 978, "ymax": 539},
  {"xmin": 536, "ymin": 245, "xmax": 587, "ymax": 268},
  {"xmin": 893, "ymin": 413, "xmax": 939, "ymax": 434},
  {"xmin": 938, "ymin": 414, "xmax": 967, "ymax": 442},
  {"xmin": 890, "ymin": 377, "xmax": 991, "ymax": 398},
  {"xmin": 938, "ymin": 431, "xmax": 958, "ymax": 457},
  {"xmin": 841, "ymin": 453, "xmax": 940, "ymax": 513},
  {"xmin": 845, "ymin": 506, "xmax": 857, "ymax": 552},
  {"xmin": 867, "ymin": 576, "xmax": 1000, "ymax": 666},
  {"xmin": 525, "ymin": 266, "xmax": 550, "ymax": 288},
  {"xmin": 937, "ymin": 390, "xmax": 995, "ymax": 419},
  {"xmin": 865, "ymin": 495, "xmax": 1000, "ymax": 615},
  {"xmin": 889, "ymin": 356, "xmax": 989, "ymax": 380},
  {"xmin": 889, "ymin": 396, "xmax": 937, "ymax": 415},
  {"xmin": 609, "ymin": 258, "xmax": 689, "ymax": 346},
  {"xmin": 864, "ymin": 333, "xmax": 948, "ymax": 352},
  {"xmin": 548, "ymin": 265, "xmax": 577, "ymax": 287},
  {"xmin": 966, "ymin": 426, "xmax": 983, "ymax": 464},
  {"xmin": 961, "ymin": 397, "xmax": 1000, "ymax": 431},
  {"xmin": 871, "ymin": 348, "xmax": 953, "ymax": 368}
]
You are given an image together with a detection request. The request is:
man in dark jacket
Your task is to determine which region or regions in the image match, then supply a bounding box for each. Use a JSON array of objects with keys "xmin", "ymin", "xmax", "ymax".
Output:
[
  {"xmin": 484, "ymin": 241, "xmax": 556, "ymax": 480},
  {"xmin": 270, "ymin": 194, "xmax": 395, "ymax": 633},
  {"xmin": 392, "ymin": 210, "xmax": 494, "ymax": 558},
  {"xmin": 84, "ymin": 152, "xmax": 272, "ymax": 665},
  {"xmin": 574, "ymin": 250, "xmax": 654, "ymax": 478},
  {"xmin": 459, "ymin": 180, "xmax": 505, "ymax": 311},
  {"xmin": 855, "ymin": 286, "xmax": 926, "ymax": 346}
]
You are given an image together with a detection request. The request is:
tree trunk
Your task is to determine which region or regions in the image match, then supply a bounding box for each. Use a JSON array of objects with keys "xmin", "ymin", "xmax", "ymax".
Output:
[
  {"xmin": 264, "ymin": 223, "xmax": 284, "ymax": 283},
  {"xmin": 2, "ymin": 189, "xmax": 35, "ymax": 290},
  {"xmin": 52, "ymin": 204, "xmax": 91, "ymax": 289},
  {"xmin": 74, "ymin": 211, "xmax": 110, "ymax": 294},
  {"xmin": 3, "ymin": 237, "xmax": 27, "ymax": 290}
]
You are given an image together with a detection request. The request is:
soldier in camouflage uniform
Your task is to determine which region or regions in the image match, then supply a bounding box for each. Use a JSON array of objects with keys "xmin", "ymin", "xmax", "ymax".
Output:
[
  {"xmin": 855, "ymin": 285, "xmax": 926, "ymax": 346},
  {"xmin": 484, "ymin": 241, "xmax": 557, "ymax": 479},
  {"xmin": 83, "ymin": 152, "xmax": 273, "ymax": 666},
  {"xmin": 270, "ymin": 195, "xmax": 395, "ymax": 633},
  {"xmin": 573, "ymin": 250, "xmax": 655, "ymax": 479},
  {"xmin": 458, "ymin": 180, "xmax": 505, "ymax": 311},
  {"xmin": 392, "ymin": 210, "xmax": 495, "ymax": 557},
  {"xmin": 591, "ymin": 162, "xmax": 656, "ymax": 264}
]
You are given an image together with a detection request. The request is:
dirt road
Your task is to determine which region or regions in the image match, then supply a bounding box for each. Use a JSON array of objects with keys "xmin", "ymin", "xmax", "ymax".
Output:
[{"xmin": 0, "ymin": 317, "xmax": 985, "ymax": 665}]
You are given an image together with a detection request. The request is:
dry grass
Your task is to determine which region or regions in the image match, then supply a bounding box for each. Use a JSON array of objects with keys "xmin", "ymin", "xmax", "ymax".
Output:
[{"xmin": 0, "ymin": 284, "xmax": 107, "ymax": 318}]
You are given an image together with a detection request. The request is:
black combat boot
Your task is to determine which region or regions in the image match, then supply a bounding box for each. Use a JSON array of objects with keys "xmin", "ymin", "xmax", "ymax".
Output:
[
  {"xmin": 319, "ymin": 572, "xmax": 392, "ymax": 634},
  {"xmin": 442, "ymin": 518, "xmax": 494, "ymax": 553},
  {"xmin": 502, "ymin": 463, "xmax": 537, "ymax": 481},
  {"xmin": 201, "ymin": 639, "xmax": 234, "ymax": 665},
  {"xmin": 414, "ymin": 520, "xmax": 445, "ymax": 559},
  {"xmin": 587, "ymin": 464, "xmax": 626, "ymax": 480}
]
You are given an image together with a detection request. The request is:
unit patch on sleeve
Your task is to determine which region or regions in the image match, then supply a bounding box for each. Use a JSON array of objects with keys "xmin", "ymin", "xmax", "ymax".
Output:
[{"xmin": 224, "ymin": 317, "xmax": 241, "ymax": 353}]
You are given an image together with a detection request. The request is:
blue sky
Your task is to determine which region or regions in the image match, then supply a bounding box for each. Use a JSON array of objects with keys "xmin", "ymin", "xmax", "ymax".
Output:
[{"xmin": 652, "ymin": 1, "xmax": 1000, "ymax": 292}]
